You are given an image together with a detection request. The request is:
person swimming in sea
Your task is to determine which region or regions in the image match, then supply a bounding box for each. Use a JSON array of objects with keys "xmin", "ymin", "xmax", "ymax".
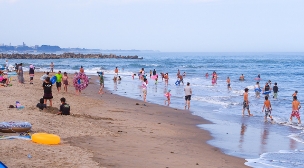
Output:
[{"xmin": 239, "ymin": 74, "xmax": 245, "ymax": 81}]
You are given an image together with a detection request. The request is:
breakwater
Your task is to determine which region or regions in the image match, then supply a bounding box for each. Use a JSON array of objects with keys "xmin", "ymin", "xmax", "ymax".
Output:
[{"xmin": 0, "ymin": 53, "xmax": 143, "ymax": 59}]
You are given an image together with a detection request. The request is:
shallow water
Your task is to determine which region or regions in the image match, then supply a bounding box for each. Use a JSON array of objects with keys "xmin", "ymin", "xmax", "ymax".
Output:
[{"xmin": 3, "ymin": 52, "xmax": 304, "ymax": 167}]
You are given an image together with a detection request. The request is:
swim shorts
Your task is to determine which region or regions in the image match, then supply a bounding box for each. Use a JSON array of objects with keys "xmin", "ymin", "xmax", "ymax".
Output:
[
  {"xmin": 265, "ymin": 108, "xmax": 271, "ymax": 117},
  {"xmin": 142, "ymin": 89, "xmax": 147, "ymax": 95},
  {"xmin": 291, "ymin": 110, "xmax": 300, "ymax": 119},
  {"xmin": 185, "ymin": 95, "xmax": 191, "ymax": 101},
  {"xmin": 56, "ymin": 82, "xmax": 61, "ymax": 88},
  {"xmin": 243, "ymin": 101, "xmax": 249, "ymax": 110},
  {"xmin": 228, "ymin": 84, "xmax": 230, "ymax": 87}
]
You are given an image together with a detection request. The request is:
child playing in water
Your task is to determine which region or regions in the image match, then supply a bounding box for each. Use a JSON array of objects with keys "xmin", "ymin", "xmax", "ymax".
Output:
[
  {"xmin": 262, "ymin": 96, "xmax": 273, "ymax": 122},
  {"xmin": 164, "ymin": 89, "xmax": 171, "ymax": 106},
  {"xmin": 212, "ymin": 76, "xmax": 216, "ymax": 85},
  {"xmin": 62, "ymin": 72, "xmax": 69, "ymax": 92}
]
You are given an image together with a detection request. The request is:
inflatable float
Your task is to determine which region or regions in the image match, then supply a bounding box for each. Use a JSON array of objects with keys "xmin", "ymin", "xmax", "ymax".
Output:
[
  {"xmin": 254, "ymin": 88, "xmax": 262, "ymax": 92},
  {"xmin": 0, "ymin": 121, "xmax": 32, "ymax": 133},
  {"xmin": 263, "ymin": 91, "xmax": 271, "ymax": 95},
  {"xmin": 0, "ymin": 161, "xmax": 8, "ymax": 168},
  {"xmin": 175, "ymin": 80, "xmax": 180, "ymax": 85},
  {"xmin": 31, "ymin": 133, "xmax": 60, "ymax": 145},
  {"xmin": 255, "ymin": 78, "xmax": 261, "ymax": 80},
  {"xmin": 73, "ymin": 73, "xmax": 89, "ymax": 91},
  {"xmin": 50, "ymin": 76, "xmax": 57, "ymax": 84}
]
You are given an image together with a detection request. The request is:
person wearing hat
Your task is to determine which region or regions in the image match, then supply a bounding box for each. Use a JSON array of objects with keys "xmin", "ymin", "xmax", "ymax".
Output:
[
  {"xmin": 164, "ymin": 89, "xmax": 171, "ymax": 106},
  {"xmin": 184, "ymin": 82, "xmax": 192, "ymax": 110},
  {"xmin": 242, "ymin": 88, "xmax": 253, "ymax": 116}
]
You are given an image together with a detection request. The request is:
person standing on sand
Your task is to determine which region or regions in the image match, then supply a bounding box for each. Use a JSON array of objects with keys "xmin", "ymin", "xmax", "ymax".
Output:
[
  {"xmin": 290, "ymin": 96, "xmax": 301, "ymax": 125},
  {"xmin": 42, "ymin": 77, "xmax": 53, "ymax": 107},
  {"xmin": 50, "ymin": 62, "xmax": 54, "ymax": 73},
  {"xmin": 55, "ymin": 71, "xmax": 63, "ymax": 93},
  {"xmin": 142, "ymin": 78, "xmax": 148, "ymax": 102},
  {"xmin": 17, "ymin": 63, "xmax": 24, "ymax": 84},
  {"xmin": 242, "ymin": 88, "xmax": 253, "ymax": 116},
  {"xmin": 184, "ymin": 82, "xmax": 192, "ymax": 110},
  {"xmin": 98, "ymin": 72, "xmax": 104, "ymax": 94},
  {"xmin": 62, "ymin": 72, "xmax": 69, "ymax": 93},
  {"xmin": 29, "ymin": 64, "xmax": 35, "ymax": 84}
]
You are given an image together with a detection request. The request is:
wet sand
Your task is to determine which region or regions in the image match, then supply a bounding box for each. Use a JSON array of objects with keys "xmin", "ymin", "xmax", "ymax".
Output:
[{"xmin": 0, "ymin": 72, "xmax": 247, "ymax": 167}]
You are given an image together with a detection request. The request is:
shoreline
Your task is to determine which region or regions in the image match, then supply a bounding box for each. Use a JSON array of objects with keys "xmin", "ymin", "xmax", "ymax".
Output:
[{"xmin": 0, "ymin": 72, "xmax": 247, "ymax": 167}]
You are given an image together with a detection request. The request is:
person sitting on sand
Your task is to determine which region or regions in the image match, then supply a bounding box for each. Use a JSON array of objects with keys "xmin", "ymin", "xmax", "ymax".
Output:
[
  {"xmin": 239, "ymin": 74, "xmax": 245, "ymax": 81},
  {"xmin": 57, "ymin": 97, "xmax": 70, "ymax": 115},
  {"xmin": 36, "ymin": 98, "xmax": 46, "ymax": 110}
]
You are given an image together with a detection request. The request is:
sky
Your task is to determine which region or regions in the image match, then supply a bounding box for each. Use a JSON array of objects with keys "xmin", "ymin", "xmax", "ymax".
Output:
[{"xmin": 0, "ymin": 0, "xmax": 303, "ymax": 52}]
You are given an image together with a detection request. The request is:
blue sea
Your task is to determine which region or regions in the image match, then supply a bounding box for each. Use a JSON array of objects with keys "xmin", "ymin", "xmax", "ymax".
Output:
[{"xmin": 2, "ymin": 52, "xmax": 304, "ymax": 167}]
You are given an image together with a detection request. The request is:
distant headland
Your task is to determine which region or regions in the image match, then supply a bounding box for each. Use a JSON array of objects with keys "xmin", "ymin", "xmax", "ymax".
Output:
[
  {"xmin": 0, "ymin": 42, "xmax": 157, "ymax": 53},
  {"xmin": 0, "ymin": 42, "xmax": 161, "ymax": 59},
  {"xmin": 0, "ymin": 53, "xmax": 143, "ymax": 59}
]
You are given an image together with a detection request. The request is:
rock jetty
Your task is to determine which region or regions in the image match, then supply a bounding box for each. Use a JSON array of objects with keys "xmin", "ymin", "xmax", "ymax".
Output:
[{"xmin": 0, "ymin": 53, "xmax": 143, "ymax": 59}]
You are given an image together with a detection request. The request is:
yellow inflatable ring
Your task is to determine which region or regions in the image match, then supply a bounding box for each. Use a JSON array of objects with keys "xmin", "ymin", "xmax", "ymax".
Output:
[{"xmin": 31, "ymin": 133, "xmax": 60, "ymax": 145}]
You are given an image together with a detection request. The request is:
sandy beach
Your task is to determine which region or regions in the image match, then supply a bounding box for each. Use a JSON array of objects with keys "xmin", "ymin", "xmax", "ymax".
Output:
[{"xmin": 0, "ymin": 72, "xmax": 247, "ymax": 168}]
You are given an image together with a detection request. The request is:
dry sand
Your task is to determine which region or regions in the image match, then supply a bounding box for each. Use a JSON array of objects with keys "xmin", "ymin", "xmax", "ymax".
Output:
[{"xmin": 0, "ymin": 72, "xmax": 247, "ymax": 168}]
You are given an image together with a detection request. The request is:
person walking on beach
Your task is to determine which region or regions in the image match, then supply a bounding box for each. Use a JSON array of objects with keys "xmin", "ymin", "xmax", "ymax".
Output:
[
  {"xmin": 242, "ymin": 88, "xmax": 253, "ymax": 116},
  {"xmin": 254, "ymin": 82, "xmax": 261, "ymax": 98},
  {"xmin": 98, "ymin": 72, "xmax": 104, "ymax": 94},
  {"xmin": 184, "ymin": 82, "xmax": 192, "ymax": 110},
  {"xmin": 164, "ymin": 89, "xmax": 171, "ymax": 106},
  {"xmin": 55, "ymin": 71, "xmax": 63, "ymax": 93},
  {"xmin": 17, "ymin": 63, "xmax": 24, "ymax": 84},
  {"xmin": 62, "ymin": 72, "xmax": 69, "ymax": 93},
  {"xmin": 227, "ymin": 77, "xmax": 231, "ymax": 90},
  {"xmin": 142, "ymin": 78, "xmax": 148, "ymax": 102},
  {"xmin": 114, "ymin": 67, "xmax": 118, "ymax": 76},
  {"xmin": 273, "ymin": 83, "xmax": 278, "ymax": 99},
  {"xmin": 29, "ymin": 64, "xmax": 35, "ymax": 84},
  {"xmin": 42, "ymin": 77, "xmax": 53, "ymax": 107},
  {"xmin": 50, "ymin": 62, "xmax": 54, "ymax": 73},
  {"xmin": 262, "ymin": 96, "xmax": 273, "ymax": 122},
  {"xmin": 290, "ymin": 96, "xmax": 301, "ymax": 125}
]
